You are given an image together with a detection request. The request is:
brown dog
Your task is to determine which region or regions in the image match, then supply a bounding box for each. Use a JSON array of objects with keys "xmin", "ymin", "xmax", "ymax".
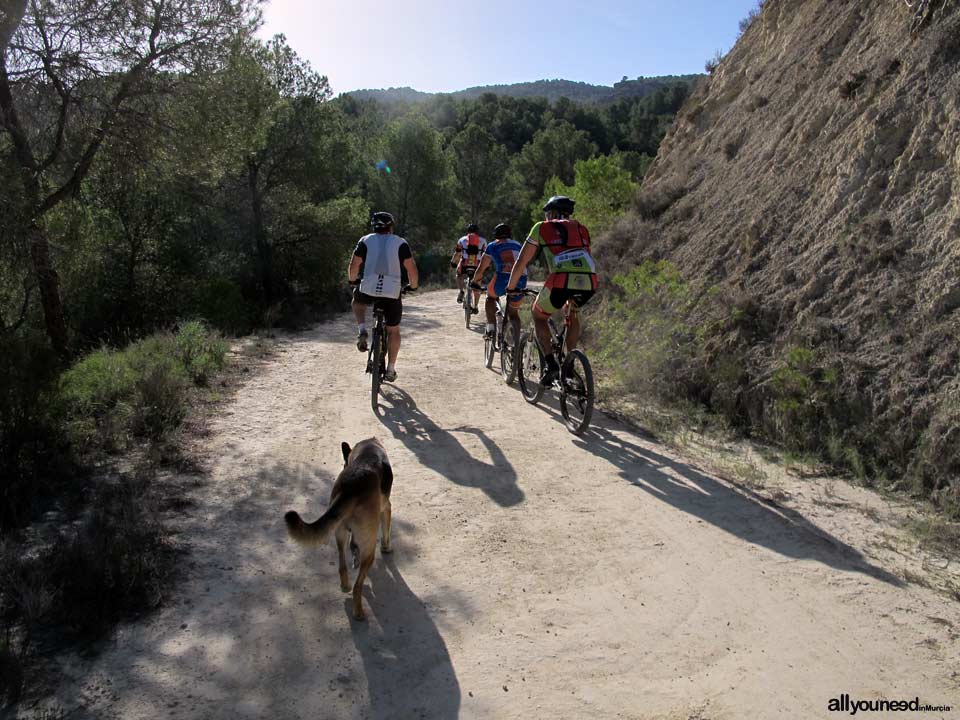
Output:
[{"xmin": 284, "ymin": 437, "xmax": 393, "ymax": 620}]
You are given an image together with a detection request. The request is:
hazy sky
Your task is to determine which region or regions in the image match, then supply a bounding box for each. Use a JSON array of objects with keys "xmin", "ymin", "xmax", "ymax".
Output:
[{"xmin": 259, "ymin": 0, "xmax": 760, "ymax": 95}]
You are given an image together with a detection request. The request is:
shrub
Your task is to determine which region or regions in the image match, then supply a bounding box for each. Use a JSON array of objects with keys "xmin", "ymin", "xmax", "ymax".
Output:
[
  {"xmin": 705, "ymin": 50, "xmax": 724, "ymax": 74},
  {"xmin": 59, "ymin": 325, "xmax": 227, "ymax": 449},
  {"xmin": 591, "ymin": 260, "xmax": 697, "ymax": 402},
  {"xmin": 0, "ymin": 478, "xmax": 174, "ymax": 637},
  {"xmin": 635, "ymin": 181, "xmax": 688, "ymax": 220},
  {"xmin": 174, "ymin": 321, "xmax": 228, "ymax": 386},
  {"xmin": 0, "ymin": 332, "xmax": 74, "ymax": 532},
  {"xmin": 58, "ymin": 348, "xmax": 137, "ymax": 418},
  {"xmin": 738, "ymin": 0, "xmax": 765, "ymax": 37},
  {"xmin": 186, "ymin": 277, "xmax": 256, "ymax": 336}
]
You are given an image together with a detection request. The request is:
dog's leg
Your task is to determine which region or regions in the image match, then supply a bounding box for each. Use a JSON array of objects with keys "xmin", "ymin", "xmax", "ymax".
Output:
[
  {"xmin": 352, "ymin": 548, "xmax": 376, "ymax": 621},
  {"xmin": 334, "ymin": 525, "xmax": 351, "ymax": 593},
  {"xmin": 380, "ymin": 497, "xmax": 392, "ymax": 554}
]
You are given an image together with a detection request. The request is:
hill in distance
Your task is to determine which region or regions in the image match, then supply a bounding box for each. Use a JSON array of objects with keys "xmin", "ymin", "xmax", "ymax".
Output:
[{"xmin": 344, "ymin": 75, "xmax": 701, "ymax": 105}]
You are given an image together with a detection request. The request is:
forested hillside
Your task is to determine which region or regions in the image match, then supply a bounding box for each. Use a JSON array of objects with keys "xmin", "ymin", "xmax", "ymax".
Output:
[
  {"xmin": 592, "ymin": 0, "xmax": 960, "ymax": 514},
  {"xmin": 347, "ymin": 75, "xmax": 700, "ymax": 105}
]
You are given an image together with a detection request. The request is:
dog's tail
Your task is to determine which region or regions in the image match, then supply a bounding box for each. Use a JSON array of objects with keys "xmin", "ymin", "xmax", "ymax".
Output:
[{"xmin": 284, "ymin": 495, "xmax": 355, "ymax": 547}]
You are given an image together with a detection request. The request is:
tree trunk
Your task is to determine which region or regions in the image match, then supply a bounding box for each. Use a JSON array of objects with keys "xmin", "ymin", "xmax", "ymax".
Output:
[{"xmin": 28, "ymin": 220, "xmax": 69, "ymax": 358}]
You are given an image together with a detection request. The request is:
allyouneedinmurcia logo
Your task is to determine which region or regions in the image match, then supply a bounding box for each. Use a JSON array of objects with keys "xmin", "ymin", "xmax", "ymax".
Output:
[{"xmin": 828, "ymin": 694, "xmax": 953, "ymax": 715}]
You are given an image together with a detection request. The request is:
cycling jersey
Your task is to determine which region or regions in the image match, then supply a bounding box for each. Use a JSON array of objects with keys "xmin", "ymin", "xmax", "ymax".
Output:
[
  {"xmin": 526, "ymin": 219, "xmax": 598, "ymax": 293},
  {"xmin": 482, "ymin": 239, "xmax": 527, "ymax": 297},
  {"xmin": 455, "ymin": 233, "xmax": 487, "ymax": 265},
  {"xmin": 354, "ymin": 232, "xmax": 412, "ymax": 299}
]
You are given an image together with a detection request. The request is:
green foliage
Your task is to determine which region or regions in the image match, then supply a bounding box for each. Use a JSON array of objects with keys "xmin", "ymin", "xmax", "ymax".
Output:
[
  {"xmin": 373, "ymin": 114, "xmax": 456, "ymax": 246},
  {"xmin": 450, "ymin": 123, "xmax": 510, "ymax": 228},
  {"xmin": 59, "ymin": 324, "xmax": 227, "ymax": 449},
  {"xmin": 536, "ymin": 155, "xmax": 638, "ymax": 232},
  {"xmin": 511, "ymin": 120, "xmax": 598, "ymax": 210},
  {"xmin": 175, "ymin": 321, "xmax": 228, "ymax": 386},
  {"xmin": 592, "ymin": 261, "xmax": 696, "ymax": 402}
]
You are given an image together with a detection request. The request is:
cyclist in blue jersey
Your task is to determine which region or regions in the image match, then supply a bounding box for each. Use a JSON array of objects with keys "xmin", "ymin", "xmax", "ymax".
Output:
[{"xmin": 469, "ymin": 223, "xmax": 527, "ymax": 341}]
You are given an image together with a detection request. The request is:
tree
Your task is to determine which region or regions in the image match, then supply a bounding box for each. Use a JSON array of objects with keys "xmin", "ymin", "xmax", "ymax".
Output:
[
  {"xmin": 210, "ymin": 34, "xmax": 339, "ymax": 304},
  {"xmin": 0, "ymin": 0, "xmax": 261, "ymax": 356},
  {"xmin": 536, "ymin": 155, "xmax": 637, "ymax": 232},
  {"xmin": 373, "ymin": 114, "xmax": 455, "ymax": 247},
  {"xmin": 510, "ymin": 120, "xmax": 597, "ymax": 210},
  {"xmin": 449, "ymin": 123, "xmax": 508, "ymax": 228}
]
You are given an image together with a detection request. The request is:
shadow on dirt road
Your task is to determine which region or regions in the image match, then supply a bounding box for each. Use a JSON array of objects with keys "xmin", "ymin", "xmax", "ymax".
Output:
[
  {"xmin": 349, "ymin": 556, "xmax": 461, "ymax": 719},
  {"xmin": 376, "ymin": 386, "xmax": 524, "ymax": 508}
]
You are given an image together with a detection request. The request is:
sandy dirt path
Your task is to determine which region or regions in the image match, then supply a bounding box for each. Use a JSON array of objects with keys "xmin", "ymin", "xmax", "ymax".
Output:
[{"xmin": 42, "ymin": 291, "xmax": 959, "ymax": 720}]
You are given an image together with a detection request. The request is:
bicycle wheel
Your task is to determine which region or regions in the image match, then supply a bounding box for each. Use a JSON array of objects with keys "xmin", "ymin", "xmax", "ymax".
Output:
[
  {"xmin": 517, "ymin": 332, "xmax": 545, "ymax": 404},
  {"xmin": 464, "ymin": 290, "xmax": 472, "ymax": 329},
  {"xmin": 500, "ymin": 321, "xmax": 518, "ymax": 385},
  {"xmin": 370, "ymin": 325, "xmax": 383, "ymax": 411},
  {"xmin": 484, "ymin": 322, "xmax": 496, "ymax": 368},
  {"xmin": 559, "ymin": 349, "xmax": 594, "ymax": 435}
]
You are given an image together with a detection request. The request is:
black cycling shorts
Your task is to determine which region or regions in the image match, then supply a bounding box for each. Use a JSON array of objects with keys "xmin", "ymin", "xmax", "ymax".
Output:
[
  {"xmin": 353, "ymin": 288, "xmax": 403, "ymax": 327},
  {"xmin": 458, "ymin": 265, "xmax": 478, "ymax": 278}
]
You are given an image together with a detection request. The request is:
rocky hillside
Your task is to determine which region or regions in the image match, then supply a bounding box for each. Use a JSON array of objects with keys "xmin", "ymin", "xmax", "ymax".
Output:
[{"xmin": 600, "ymin": 0, "xmax": 959, "ymax": 507}]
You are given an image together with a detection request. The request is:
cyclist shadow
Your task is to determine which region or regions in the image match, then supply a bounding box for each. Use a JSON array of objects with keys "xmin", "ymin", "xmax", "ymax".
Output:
[
  {"xmin": 349, "ymin": 555, "xmax": 461, "ymax": 719},
  {"xmin": 377, "ymin": 386, "xmax": 524, "ymax": 508},
  {"xmin": 572, "ymin": 422, "xmax": 903, "ymax": 586}
]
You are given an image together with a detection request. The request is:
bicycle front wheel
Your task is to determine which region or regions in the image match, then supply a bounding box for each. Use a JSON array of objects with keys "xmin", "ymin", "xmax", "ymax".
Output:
[
  {"xmin": 484, "ymin": 326, "xmax": 495, "ymax": 368},
  {"xmin": 370, "ymin": 326, "xmax": 384, "ymax": 411},
  {"xmin": 517, "ymin": 332, "xmax": 545, "ymax": 404},
  {"xmin": 500, "ymin": 322, "xmax": 518, "ymax": 385},
  {"xmin": 560, "ymin": 349, "xmax": 594, "ymax": 434}
]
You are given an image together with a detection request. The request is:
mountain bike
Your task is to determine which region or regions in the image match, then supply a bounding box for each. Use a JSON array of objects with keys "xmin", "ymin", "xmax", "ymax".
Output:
[
  {"xmin": 516, "ymin": 298, "xmax": 595, "ymax": 435},
  {"xmin": 365, "ymin": 285, "xmax": 413, "ymax": 412},
  {"xmin": 483, "ymin": 291, "xmax": 524, "ymax": 385},
  {"xmin": 473, "ymin": 285, "xmax": 525, "ymax": 384}
]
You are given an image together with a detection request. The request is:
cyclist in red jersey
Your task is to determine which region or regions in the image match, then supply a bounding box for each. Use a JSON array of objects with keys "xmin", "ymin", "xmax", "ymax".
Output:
[
  {"xmin": 449, "ymin": 222, "xmax": 486, "ymax": 311},
  {"xmin": 506, "ymin": 196, "xmax": 598, "ymax": 386}
]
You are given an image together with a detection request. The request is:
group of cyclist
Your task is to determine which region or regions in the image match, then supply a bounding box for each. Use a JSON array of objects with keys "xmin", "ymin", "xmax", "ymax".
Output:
[{"xmin": 347, "ymin": 195, "xmax": 597, "ymax": 388}]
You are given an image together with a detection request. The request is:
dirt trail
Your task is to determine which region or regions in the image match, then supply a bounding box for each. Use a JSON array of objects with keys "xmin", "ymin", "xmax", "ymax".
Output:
[{"xmin": 41, "ymin": 291, "xmax": 959, "ymax": 719}]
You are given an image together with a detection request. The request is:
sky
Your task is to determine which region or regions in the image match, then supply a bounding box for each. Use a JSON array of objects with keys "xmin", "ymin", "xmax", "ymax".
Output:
[{"xmin": 259, "ymin": 0, "xmax": 760, "ymax": 95}]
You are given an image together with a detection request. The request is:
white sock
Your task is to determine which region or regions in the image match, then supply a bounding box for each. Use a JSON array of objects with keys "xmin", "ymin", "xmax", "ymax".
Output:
[
  {"xmin": 486, "ymin": 324, "xmax": 495, "ymax": 332},
  {"xmin": 387, "ymin": 363, "xmax": 396, "ymax": 372},
  {"xmin": 358, "ymin": 323, "xmax": 366, "ymax": 334}
]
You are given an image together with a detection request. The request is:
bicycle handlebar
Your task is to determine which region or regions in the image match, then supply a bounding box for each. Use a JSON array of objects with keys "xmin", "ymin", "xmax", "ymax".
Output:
[{"xmin": 506, "ymin": 286, "xmax": 540, "ymax": 297}]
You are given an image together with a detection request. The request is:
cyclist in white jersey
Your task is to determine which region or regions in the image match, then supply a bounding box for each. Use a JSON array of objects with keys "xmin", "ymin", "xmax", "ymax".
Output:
[{"xmin": 348, "ymin": 212, "xmax": 419, "ymax": 382}]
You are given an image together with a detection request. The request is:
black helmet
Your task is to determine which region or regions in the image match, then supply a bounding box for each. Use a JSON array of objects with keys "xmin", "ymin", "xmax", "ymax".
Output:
[
  {"xmin": 372, "ymin": 211, "xmax": 394, "ymax": 230},
  {"xmin": 542, "ymin": 195, "xmax": 575, "ymax": 216},
  {"xmin": 493, "ymin": 223, "xmax": 511, "ymax": 239},
  {"xmin": 466, "ymin": 223, "xmax": 480, "ymax": 234}
]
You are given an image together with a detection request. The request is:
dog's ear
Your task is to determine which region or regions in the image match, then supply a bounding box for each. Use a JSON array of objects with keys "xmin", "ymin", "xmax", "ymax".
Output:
[{"xmin": 341, "ymin": 442, "xmax": 351, "ymax": 464}]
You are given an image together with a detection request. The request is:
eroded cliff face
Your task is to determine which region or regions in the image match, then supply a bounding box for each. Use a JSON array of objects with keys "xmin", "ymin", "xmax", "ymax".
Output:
[{"xmin": 605, "ymin": 0, "xmax": 959, "ymax": 499}]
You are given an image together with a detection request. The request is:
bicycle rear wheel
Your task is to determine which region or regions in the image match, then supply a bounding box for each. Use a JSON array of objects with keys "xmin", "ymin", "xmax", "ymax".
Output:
[
  {"xmin": 484, "ymin": 324, "xmax": 496, "ymax": 368},
  {"xmin": 500, "ymin": 322, "xmax": 518, "ymax": 385},
  {"xmin": 370, "ymin": 325, "xmax": 384, "ymax": 411},
  {"xmin": 559, "ymin": 349, "xmax": 594, "ymax": 434},
  {"xmin": 464, "ymin": 290, "xmax": 472, "ymax": 329},
  {"xmin": 517, "ymin": 332, "xmax": 545, "ymax": 404}
]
